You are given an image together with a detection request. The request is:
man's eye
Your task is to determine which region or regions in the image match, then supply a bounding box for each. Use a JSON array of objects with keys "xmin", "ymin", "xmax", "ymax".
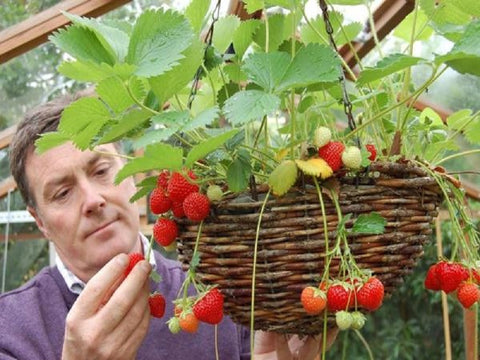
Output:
[{"xmin": 54, "ymin": 189, "xmax": 69, "ymax": 200}]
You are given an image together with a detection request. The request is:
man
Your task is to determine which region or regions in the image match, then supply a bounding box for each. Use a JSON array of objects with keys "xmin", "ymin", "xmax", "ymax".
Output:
[{"xmin": 0, "ymin": 92, "xmax": 337, "ymax": 359}]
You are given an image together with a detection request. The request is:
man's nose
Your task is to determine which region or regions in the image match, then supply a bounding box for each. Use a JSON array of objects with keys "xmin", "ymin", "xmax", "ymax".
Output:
[{"xmin": 81, "ymin": 181, "xmax": 106, "ymax": 215}]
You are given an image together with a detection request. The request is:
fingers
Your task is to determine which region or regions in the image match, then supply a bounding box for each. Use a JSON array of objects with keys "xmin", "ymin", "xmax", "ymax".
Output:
[
  {"xmin": 73, "ymin": 254, "xmax": 130, "ymax": 317},
  {"xmin": 100, "ymin": 259, "xmax": 151, "ymax": 327}
]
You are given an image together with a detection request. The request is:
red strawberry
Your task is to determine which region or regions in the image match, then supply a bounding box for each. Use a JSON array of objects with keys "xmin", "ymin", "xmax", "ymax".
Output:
[
  {"xmin": 318, "ymin": 141, "xmax": 345, "ymax": 172},
  {"xmin": 436, "ymin": 261, "xmax": 469, "ymax": 293},
  {"xmin": 357, "ymin": 277, "xmax": 384, "ymax": 311},
  {"xmin": 327, "ymin": 283, "xmax": 352, "ymax": 312},
  {"xmin": 157, "ymin": 170, "xmax": 171, "ymax": 190},
  {"xmin": 171, "ymin": 201, "xmax": 185, "ymax": 218},
  {"xmin": 193, "ymin": 288, "xmax": 224, "ymax": 325},
  {"xmin": 149, "ymin": 188, "xmax": 172, "ymax": 215},
  {"xmin": 457, "ymin": 281, "xmax": 480, "ymax": 309},
  {"xmin": 153, "ymin": 218, "xmax": 178, "ymax": 247},
  {"xmin": 365, "ymin": 144, "xmax": 377, "ymax": 161},
  {"xmin": 124, "ymin": 252, "xmax": 144, "ymax": 277},
  {"xmin": 424, "ymin": 263, "xmax": 441, "ymax": 291},
  {"xmin": 167, "ymin": 171, "xmax": 199, "ymax": 203},
  {"xmin": 183, "ymin": 192, "xmax": 210, "ymax": 222},
  {"xmin": 149, "ymin": 293, "xmax": 166, "ymax": 318},
  {"xmin": 301, "ymin": 286, "xmax": 327, "ymax": 315}
]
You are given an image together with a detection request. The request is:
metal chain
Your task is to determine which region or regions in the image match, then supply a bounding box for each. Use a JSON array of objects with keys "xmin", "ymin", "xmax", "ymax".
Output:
[
  {"xmin": 187, "ymin": 0, "xmax": 222, "ymax": 109},
  {"xmin": 318, "ymin": 0, "xmax": 359, "ymax": 142}
]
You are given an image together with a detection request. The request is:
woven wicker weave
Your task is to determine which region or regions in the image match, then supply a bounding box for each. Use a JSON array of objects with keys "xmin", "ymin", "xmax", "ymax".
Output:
[{"xmin": 176, "ymin": 161, "xmax": 442, "ymax": 335}]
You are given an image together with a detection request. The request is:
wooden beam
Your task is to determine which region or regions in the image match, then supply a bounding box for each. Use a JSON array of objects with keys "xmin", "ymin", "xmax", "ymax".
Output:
[
  {"xmin": 339, "ymin": 0, "xmax": 415, "ymax": 70},
  {"xmin": 0, "ymin": 125, "xmax": 17, "ymax": 150},
  {"xmin": 0, "ymin": 177, "xmax": 17, "ymax": 198},
  {"xmin": 0, "ymin": 0, "xmax": 131, "ymax": 64}
]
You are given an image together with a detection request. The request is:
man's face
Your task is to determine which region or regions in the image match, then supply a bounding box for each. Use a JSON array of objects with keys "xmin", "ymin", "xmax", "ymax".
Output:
[{"xmin": 26, "ymin": 142, "xmax": 141, "ymax": 282}]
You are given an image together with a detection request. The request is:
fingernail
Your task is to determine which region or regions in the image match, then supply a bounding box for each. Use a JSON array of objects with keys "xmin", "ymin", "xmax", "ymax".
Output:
[
  {"xmin": 140, "ymin": 261, "xmax": 151, "ymax": 272},
  {"xmin": 116, "ymin": 253, "xmax": 128, "ymax": 266}
]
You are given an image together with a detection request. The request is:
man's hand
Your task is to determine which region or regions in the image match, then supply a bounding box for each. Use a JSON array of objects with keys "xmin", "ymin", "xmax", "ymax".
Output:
[
  {"xmin": 253, "ymin": 327, "xmax": 339, "ymax": 360},
  {"xmin": 61, "ymin": 254, "xmax": 151, "ymax": 360}
]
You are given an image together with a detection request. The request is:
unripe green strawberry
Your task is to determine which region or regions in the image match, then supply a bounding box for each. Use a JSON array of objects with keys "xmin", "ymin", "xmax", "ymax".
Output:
[
  {"xmin": 193, "ymin": 288, "xmax": 224, "ymax": 325},
  {"xmin": 153, "ymin": 217, "xmax": 178, "ymax": 247},
  {"xmin": 183, "ymin": 192, "xmax": 210, "ymax": 222},
  {"xmin": 168, "ymin": 316, "xmax": 181, "ymax": 334},
  {"xmin": 206, "ymin": 184, "xmax": 223, "ymax": 202},
  {"xmin": 314, "ymin": 126, "xmax": 332, "ymax": 148},
  {"xmin": 341, "ymin": 146, "xmax": 362, "ymax": 169},
  {"xmin": 350, "ymin": 311, "xmax": 366, "ymax": 330},
  {"xmin": 148, "ymin": 292, "xmax": 166, "ymax": 318},
  {"xmin": 335, "ymin": 310, "xmax": 353, "ymax": 330}
]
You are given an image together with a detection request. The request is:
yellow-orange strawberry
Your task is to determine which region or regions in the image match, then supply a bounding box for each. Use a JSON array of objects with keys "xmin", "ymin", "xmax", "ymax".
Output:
[
  {"xmin": 178, "ymin": 311, "xmax": 199, "ymax": 333},
  {"xmin": 301, "ymin": 286, "xmax": 326, "ymax": 314}
]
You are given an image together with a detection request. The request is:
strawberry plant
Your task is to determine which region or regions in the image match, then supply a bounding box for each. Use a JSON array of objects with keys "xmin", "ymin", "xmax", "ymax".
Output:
[{"xmin": 35, "ymin": 0, "xmax": 480, "ymax": 357}]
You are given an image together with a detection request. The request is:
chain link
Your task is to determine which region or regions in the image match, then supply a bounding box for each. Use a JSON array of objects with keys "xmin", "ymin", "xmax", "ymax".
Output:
[
  {"xmin": 187, "ymin": 0, "xmax": 223, "ymax": 109},
  {"xmin": 318, "ymin": 0, "xmax": 358, "ymax": 142}
]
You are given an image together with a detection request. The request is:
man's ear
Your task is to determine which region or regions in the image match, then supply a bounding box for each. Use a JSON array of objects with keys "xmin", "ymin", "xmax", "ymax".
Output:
[{"xmin": 27, "ymin": 206, "xmax": 50, "ymax": 239}]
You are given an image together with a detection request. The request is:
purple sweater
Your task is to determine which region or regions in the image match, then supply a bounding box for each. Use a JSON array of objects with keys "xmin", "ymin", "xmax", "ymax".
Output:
[{"xmin": 0, "ymin": 251, "xmax": 250, "ymax": 359}]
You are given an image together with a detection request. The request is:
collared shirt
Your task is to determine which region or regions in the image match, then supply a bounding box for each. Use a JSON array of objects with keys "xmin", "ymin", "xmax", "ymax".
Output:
[{"xmin": 55, "ymin": 233, "xmax": 157, "ymax": 294}]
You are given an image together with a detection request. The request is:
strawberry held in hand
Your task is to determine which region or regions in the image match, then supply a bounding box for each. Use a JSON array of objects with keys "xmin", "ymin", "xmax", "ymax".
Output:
[
  {"xmin": 124, "ymin": 252, "xmax": 144, "ymax": 277},
  {"xmin": 193, "ymin": 287, "xmax": 224, "ymax": 325}
]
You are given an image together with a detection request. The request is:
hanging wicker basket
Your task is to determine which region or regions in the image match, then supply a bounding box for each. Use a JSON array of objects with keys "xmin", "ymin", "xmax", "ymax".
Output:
[{"xmin": 176, "ymin": 161, "xmax": 442, "ymax": 335}]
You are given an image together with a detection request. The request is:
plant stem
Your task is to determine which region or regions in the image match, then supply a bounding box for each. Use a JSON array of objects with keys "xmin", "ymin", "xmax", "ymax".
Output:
[
  {"xmin": 354, "ymin": 329, "xmax": 374, "ymax": 360},
  {"xmin": 436, "ymin": 149, "xmax": 480, "ymax": 166}
]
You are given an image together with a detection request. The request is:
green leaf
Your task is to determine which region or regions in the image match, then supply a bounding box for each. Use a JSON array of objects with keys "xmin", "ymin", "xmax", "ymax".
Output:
[
  {"xmin": 149, "ymin": 38, "xmax": 204, "ymax": 105},
  {"xmin": 435, "ymin": 20, "xmax": 480, "ymax": 76},
  {"xmin": 242, "ymin": 51, "xmax": 290, "ymax": 92},
  {"xmin": 96, "ymin": 76, "xmax": 134, "ymax": 114},
  {"xmin": 212, "ymin": 15, "xmax": 241, "ymax": 54},
  {"xmin": 420, "ymin": 0, "xmax": 471, "ymax": 25},
  {"xmin": 132, "ymin": 128, "xmax": 178, "ymax": 149},
  {"xmin": 151, "ymin": 110, "xmax": 190, "ymax": 130},
  {"xmin": 183, "ymin": 106, "xmax": 220, "ymax": 132},
  {"xmin": 130, "ymin": 185, "xmax": 154, "ymax": 203},
  {"xmin": 126, "ymin": 9, "xmax": 194, "ymax": 77},
  {"xmin": 34, "ymin": 132, "xmax": 70, "ymax": 154},
  {"xmin": 243, "ymin": 0, "xmax": 264, "ymax": 14},
  {"xmin": 351, "ymin": 212, "xmax": 387, "ymax": 235},
  {"xmin": 357, "ymin": 54, "xmax": 425, "ymax": 85},
  {"xmin": 254, "ymin": 13, "xmax": 297, "ymax": 52},
  {"xmin": 64, "ymin": 12, "xmax": 129, "ymax": 61},
  {"xmin": 49, "ymin": 25, "xmax": 115, "ymax": 65},
  {"xmin": 185, "ymin": 129, "xmax": 240, "ymax": 167},
  {"xmin": 446, "ymin": 109, "xmax": 473, "ymax": 130},
  {"xmin": 335, "ymin": 22, "xmax": 363, "ymax": 46},
  {"xmin": 232, "ymin": 19, "xmax": 261, "ymax": 59},
  {"xmin": 98, "ymin": 109, "xmax": 152, "ymax": 144},
  {"xmin": 226, "ymin": 152, "xmax": 251, "ymax": 192},
  {"xmin": 58, "ymin": 60, "xmax": 111, "ymax": 82},
  {"xmin": 329, "ymin": 0, "xmax": 363, "ymax": 4},
  {"xmin": 268, "ymin": 160, "xmax": 297, "ymax": 196},
  {"xmin": 115, "ymin": 143, "xmax": 183, "ymax": 184},
  {"xmin": 223, "ymin": 90, "xmax": 280, "ymax": 126},
  {"xmin": 58, "ymin": 97, "xmax": 111, "ymax": 149},
  {"xmin": 277, "ymin": 43, "xmax": 342, "ymax": 91},
  {"xmin": 185, "ymin": 0, "xmax": 210, "ymax": 33},
  {"xmin": 463, "ymin": 117, "xmax": 480, "ymax": 144},
  {"xmin": 393, "ymin": 9, "xmax": 433, "ymax": 42}
]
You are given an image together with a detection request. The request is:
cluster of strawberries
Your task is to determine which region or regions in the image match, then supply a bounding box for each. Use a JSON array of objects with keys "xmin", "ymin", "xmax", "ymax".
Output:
[
  {"xmin": 301, "ymin": 276, "xmax": 385, "ymax": 330},
  {"xmin": 149, "ymin": 170, "xmax": 211, "ymax": 249},
  {"xmin": 424, "ymin": 260, "xmax": 480, "ymax": 309},
  {"xmin": 167, "ymin": 287, "xmax": 225, "ymax": 333},
  {"xmin": 124, "ymin": 253, "xmax": 225, "ymax": 326},
  {"xmin": 314, "ymin": 126, "xmax": 377, "ymax": 172}
]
